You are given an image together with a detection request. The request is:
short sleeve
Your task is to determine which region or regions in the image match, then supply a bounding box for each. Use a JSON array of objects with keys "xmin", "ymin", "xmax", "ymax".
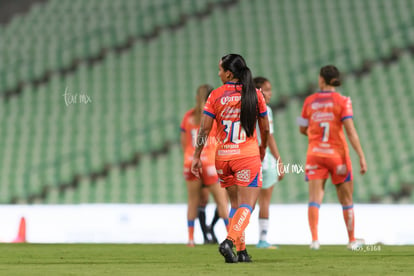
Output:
[
  {"xmin": 257, "ymin": 89, "xmax": 267, "ymax": 117},
  {"xmin": 203, "ymin": 91, "xmax": 216, "ymax": 118},
  {"xmin": 341, "ymin": 96, "xmax": 353, "ymax": 121},
  {"xmin": 297, "ymin": 98, "xmax": 309, "ymax": 126},
  {"xmin": 267, "ymin": 106, "xmax": 274, "ymax": 134}
]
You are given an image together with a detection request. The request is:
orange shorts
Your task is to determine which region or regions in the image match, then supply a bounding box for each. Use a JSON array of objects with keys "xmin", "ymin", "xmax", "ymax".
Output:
[
  {"xmin": 215, "ymin": 156, "xmax": 262, "ymax": 188},
  {"xmin": 183, "ymin": 161, "xmax": 218, "ymax": 185},
  {"xmin": 305, "ymin": 155, "xmax": 353, "ymax": 185}
]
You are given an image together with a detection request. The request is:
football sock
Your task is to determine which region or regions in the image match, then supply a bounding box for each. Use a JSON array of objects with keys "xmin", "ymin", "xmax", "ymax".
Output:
[
  {"xmin": 188, "ymin": 220, "xmax": 195, "ymax": 242},
  {"xmin": 228, "ymin": 207, "xmax": 242, "ymax": 249},
  {"xmin": 342, "ymin": 204, "xmax": 355, "ymax": 242},
  {"xmin": 197, "ymin": 206, "xmax": 208, "ymax": 241},
  {"xmin": 211, "ymin": 208, "xmax": 220, "ymax": 227},
  {"xmin": 227, "ymin": 204, "xmax": 252, "ymax": 245},
  {"xmin": 236, "ymin": 231, "xmax": 246, "ymax": 251},
  {"xmin": 308, "ymin": 202, "xmax": 320, "ymax": 241},
  {"xmin": 258, "ymin": 218, "xmax": 269, "ymax": 242}
]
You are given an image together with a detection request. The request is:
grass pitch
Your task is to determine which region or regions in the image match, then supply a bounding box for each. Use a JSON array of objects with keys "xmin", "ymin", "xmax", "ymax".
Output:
[{"xmin": 0, "ymin": 244, "xmax": 413, "ymax": 275}]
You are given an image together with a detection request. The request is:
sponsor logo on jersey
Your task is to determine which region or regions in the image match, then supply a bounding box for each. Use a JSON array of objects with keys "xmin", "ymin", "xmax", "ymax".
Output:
[
  {"xmin": 311, "ymin": 101, "xmax": 333, "ymax": 110},
  {"xmin": 218, "ymin": 149, "xmax": 240, "ymax": 155},
  {"xmin": 220, "ymin": 95, "xmax": 241, "ymax": 105},
  {"xmin": 312, "ymin": 147, "xmax": 334, "ymax": 154},
  {"xmin": 319, "ymin": 143, "xmax": 331, "ymax": 148},
  {"xmin": 220, "ymin": 107, "xmax": 241, "ymax": 119},
  {"xmin": 311, "ymin": 112, "xmax": 334, "ymax": 122},
  {"xmin": 305, "ymin": 165, "xmax": 318, "ymax": 170},
  {"xmin": 222, "ymin": 144, "xmax": 240, "ymax": 149}
]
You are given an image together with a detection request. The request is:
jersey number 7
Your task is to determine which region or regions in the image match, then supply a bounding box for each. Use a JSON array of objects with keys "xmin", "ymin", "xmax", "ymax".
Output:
[{"xmin": 320, "ymin": 122, "xmax": 330, "ymax": 142}]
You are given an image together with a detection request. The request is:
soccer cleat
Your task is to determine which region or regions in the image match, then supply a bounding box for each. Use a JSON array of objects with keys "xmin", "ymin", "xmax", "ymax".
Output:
[
  {"xmin": 218, "ymin": 239, "xmax": 238, "ymax": 263},
  {"xmin": 347, "ymin": 238, "xmax": 365, "ymax": 250},
  {"xmin": 310, "ymin": 240, "xmax": 320, "ymax": 250},
  {"xmin": 237, "ymin": 250, "xmax": 252, "ymax": 262},
  {"xmin": 187, "ymin": 240, "xmax": 195, "ymax": 247},
  {"xmin": 256, "ymin": 240, "xmax": 278, "ymax": 249}
]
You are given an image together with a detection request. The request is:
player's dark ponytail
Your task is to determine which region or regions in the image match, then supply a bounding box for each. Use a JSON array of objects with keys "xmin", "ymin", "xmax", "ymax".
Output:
[
  {"xmin": 320, "ymin": 65, "xmax": 341, "ymax": 87},
  {"xmin": 239, "ymin": 66, "xmax": 258, "ymax": 137},
  {"xmin": 221, "ymin": 54, "xmax": 258, "ymax": 137}
]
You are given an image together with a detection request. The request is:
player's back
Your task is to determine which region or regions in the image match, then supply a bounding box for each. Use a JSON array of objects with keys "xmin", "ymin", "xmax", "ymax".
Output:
[
  {"xmin": 302, "ymin": 91, "xmax": 353, "ymax": 158},
  {"xmin": 203, "ymin": 83, "xmax": 267, "ymax": 161},
  {"xmin": 181, "ymin": 108, "xmax": 216, "ymax": 161}
]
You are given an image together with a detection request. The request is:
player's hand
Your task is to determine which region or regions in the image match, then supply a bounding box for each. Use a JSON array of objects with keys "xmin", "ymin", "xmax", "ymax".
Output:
[
  {"xmin": 359, "ymin": 157, "xmax": 367, "ymax": 175},
  {"xmin": 277, "ymin": 159, "xmax": 285, "ymax": 181},
  {"xmin": 191, "ymin": 157, "xmax": 202, "ymax": 178},
  {"xmin": 259, "ymin": 145, "xmax": 266, "ymax": 161}
]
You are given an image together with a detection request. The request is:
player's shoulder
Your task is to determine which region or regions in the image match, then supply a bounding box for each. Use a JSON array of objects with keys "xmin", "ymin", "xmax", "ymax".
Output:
[
  {"xmin": 332, "ymin": 91, "xmax": 351, "ymax": 100},
  {"xmin": 207, "ymin": 85, "xmax": 225, "ymax": 101},
  {"xmin": 332, "ymin": 92, "xmax": 352, "ymax": 106}
]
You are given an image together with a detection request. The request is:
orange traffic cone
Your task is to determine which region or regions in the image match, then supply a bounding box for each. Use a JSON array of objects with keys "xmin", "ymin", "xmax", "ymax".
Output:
[{"xmin": 12, "ymin": 217, "xmax": 26, "ymax": 243}]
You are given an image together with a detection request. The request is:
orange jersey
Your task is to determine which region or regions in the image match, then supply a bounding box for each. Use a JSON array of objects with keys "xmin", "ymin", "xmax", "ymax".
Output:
[
  {"xmin": 203, "ymin": 82, "xmax": 267, "ymax": 161},
  {"xmin": 300, "ymin": 91, "xmax": 353, "ymax": 158},
  {"xmin": 180, "ymin": 108, "xmax": 217, "ymax": 163}
]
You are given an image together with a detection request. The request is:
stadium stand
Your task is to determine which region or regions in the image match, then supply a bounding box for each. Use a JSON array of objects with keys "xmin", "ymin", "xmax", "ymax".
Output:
[{"xmin": 0, "ymin": 0, "xmax": 413, "ymax": 204}]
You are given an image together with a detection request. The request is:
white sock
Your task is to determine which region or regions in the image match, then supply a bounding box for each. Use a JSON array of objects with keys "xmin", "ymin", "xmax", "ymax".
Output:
[{"xmin": 258, "ymin": 218, "xmax": 269, "ymax": 242}]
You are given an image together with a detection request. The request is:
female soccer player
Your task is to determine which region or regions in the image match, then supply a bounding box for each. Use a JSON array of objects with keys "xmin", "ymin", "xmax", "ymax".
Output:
[
  {"xmin": 191, "ymin": 54, "xmax": 270, "ymax": 263},
  {"xmin": 181, "ymin": 84, "xmax": 229, "ymax": 247},
  {"xmin": 297, "ymin": 65, "xmax": 367, "ymax": 250},
  {"xmin": 254, "ymin": 77, "xmax": 285, "ymax": 249}
]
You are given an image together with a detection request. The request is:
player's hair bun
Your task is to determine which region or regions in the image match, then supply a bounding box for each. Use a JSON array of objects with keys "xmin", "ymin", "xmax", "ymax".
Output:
[{"xmin": 330, "ymin": 78, "xmax": 341, "ymax": 86}]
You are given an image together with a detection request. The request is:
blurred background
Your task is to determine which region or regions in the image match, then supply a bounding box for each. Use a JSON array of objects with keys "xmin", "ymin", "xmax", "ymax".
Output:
[{"xmin": 0, "ymin": 0, "xmax": 413, "ymax": 208}]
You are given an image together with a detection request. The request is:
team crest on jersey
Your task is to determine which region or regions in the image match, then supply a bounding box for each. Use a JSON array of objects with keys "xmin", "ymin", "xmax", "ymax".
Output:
[{"xmin": 236, "ymin": 169, "xmax": 251, "ymax": 182}]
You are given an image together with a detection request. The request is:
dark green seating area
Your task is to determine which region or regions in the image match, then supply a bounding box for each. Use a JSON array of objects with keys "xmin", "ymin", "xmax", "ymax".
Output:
[{"xmin": 0, "ymin": 0, "xmax": 413, "ymax": 204}]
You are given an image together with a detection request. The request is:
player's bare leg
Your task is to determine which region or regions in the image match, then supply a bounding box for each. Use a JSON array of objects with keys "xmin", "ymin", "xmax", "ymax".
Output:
[{"xmin": 208, "ymin": 183, "xmax": 229, "ymax": 231}]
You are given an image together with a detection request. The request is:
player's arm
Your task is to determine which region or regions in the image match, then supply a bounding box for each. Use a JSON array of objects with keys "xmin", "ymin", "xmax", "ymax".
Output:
[
  {"xmin": 258, "ymin": 115, "xmax": 270, "ymax": 161},
  {"xmin": 343, "ymin": 118, "xmax": 367, "ymax": 175},
  {"xmin": 191, "ymin": 114, "xmax": 214, "ymax": 177},
  {"xmin": 298, "ymin": 100, "xmax": 309, "ymax": 136},
  {"xmin": 180, "ymin": 131, "xmax": 186, "ymax": 151},
  {"xmin": 180, "ymin": 115, "xmax": 187, "ymax": 150}
]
